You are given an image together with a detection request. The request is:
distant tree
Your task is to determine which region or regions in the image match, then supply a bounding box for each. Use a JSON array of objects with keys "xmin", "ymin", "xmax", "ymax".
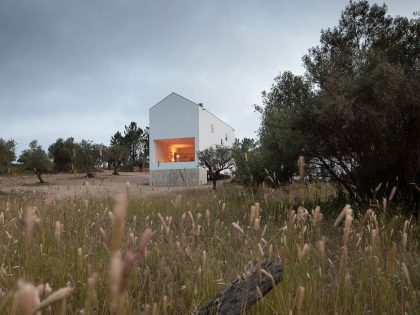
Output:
[
  {"xmin": 48, "ymin": 138, "xmax": 76, "ymax": 172},
  {"xmin": 105, "ymin": 145, "xmax": 129, "ymax": 175},
  {"xmin": 232, "ymin": 138, "xmax": 267, "ymax": 189},
  {"xmin": 18, "ymin": 140, "xmax": 51, "ymax": 183},
  {"xmin": 111, "ymin": 122, "xmax": 150, "ymax": 169},
  {"xmin": 198, "ymin": 145, "xmax": 234, "ymax": 190},
  {"xmin": 110, "ymin": 131, "xmax": 124, "ymax": 146},
  {"xmin": 0, "ymin": 138, "xmax": 16, "ymax": 174},
  {"xmin": 123, "ymin": 122, "xmax": 143, "ymax": 165},
  {"xmin": 136, "ymin": 127, "xmax": 150, "ymax": 170},
  {"xmin": 74, "ymin": 140, "xmax": 103, "ymax": 177}
]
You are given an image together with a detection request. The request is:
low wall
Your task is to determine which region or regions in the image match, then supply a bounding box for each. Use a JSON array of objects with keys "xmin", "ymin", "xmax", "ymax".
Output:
[{"xmin": 150, "ymin": 168, "xmax": 207, "ymax": 187}]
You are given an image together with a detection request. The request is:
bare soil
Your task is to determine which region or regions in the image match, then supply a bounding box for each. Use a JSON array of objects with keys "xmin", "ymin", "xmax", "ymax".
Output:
[{"xmin": 0, "ymin": 171, "xmax": 212, "ymax": 200}]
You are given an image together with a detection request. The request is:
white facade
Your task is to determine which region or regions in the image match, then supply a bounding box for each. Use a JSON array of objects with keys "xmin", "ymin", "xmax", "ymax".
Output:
[{"xmin": 149, "ymin": 92, "xmax": 235, "ymax": 186}]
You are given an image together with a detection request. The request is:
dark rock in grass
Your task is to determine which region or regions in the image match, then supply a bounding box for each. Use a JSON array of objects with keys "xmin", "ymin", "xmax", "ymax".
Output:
[{"xmin": 194, "ymin": 260, "xmax": 283, "ymax": 315}]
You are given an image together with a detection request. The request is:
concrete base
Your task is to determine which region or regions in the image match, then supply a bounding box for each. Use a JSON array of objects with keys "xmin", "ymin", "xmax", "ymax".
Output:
[{"xmin": 150, "ymin": 168, "xmax": 208, "ymax": 187}]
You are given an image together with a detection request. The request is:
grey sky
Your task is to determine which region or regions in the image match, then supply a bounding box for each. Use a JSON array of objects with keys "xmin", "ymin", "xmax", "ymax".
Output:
[{"xmin": 0, "ymin": 0, "xmax": 417, "ymax": 156}]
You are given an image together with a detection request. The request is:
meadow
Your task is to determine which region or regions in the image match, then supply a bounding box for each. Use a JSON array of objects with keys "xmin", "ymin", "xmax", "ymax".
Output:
[{"xmin": 0, "ymin": 182, "xmax": 419, "ymax": 314}]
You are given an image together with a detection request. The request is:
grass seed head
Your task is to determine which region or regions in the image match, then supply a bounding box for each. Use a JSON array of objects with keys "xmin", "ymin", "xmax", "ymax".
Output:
[
  {"xmin": 402, "ymin": 232, "xmax": 407, "ymax": 249},
  {"xmin": 54, "ymin": 221, "xmax": 63, "ymax": 241},
  {"xmin": 317, "ymin": 237, "xmax": 326, "ymax": 257},
  {"xmin": 23, "ymin": 207, "xmax": 38, "ymax": 246},
  {"xmin": 388, "ymin": 186, "xmax": 397, "ymax": 201},
  {"xmin": 334, "ymin": 204, "xmax": 351, "ymax": 227},
  {"xmin": 298, "ymin": 244, "xmax": 310, "ymax": 262},
  {"xmin": 298, "ymin": 155, "xmax": 305, "ymax": 180},
  {"xmin": 34, "ymin": 286, "xmax": 73, "ymax": 313},
  {"xmin": 401, "ymin": 262, "xmax": 411, "ymax": 286},
  {"xmin": 343, "ymin": 213, "xmax": 353, "ymax": 245},
  {"xmin": 231, "ymin": 222, "xmax": 244, "ymax": 234},
  {"xmin": 254, "ymin": 218, "xmax": 261, "ymax": 231},
  {"xmin": 15, "ymin": 280, "xmax": 40, "ymax": 315},
  {"xmin": 138, "ymin": 228, "xmax": 153, "ymax": 263},
  {"xmin": 109, "ymin": 252, "xmax": 123, "ymax": 311},
  {"xmin": 312, "ymin": 206, "xmax": 321, "ymax": 226},
  {"xmin": 249, "ymin": 205, "xmax": 256, "ymax": 225},
  {"xmin": 205, "ymin": 209, "xmax": 210, "ymax": 227},
  {"xmin": 294, "ymin": 286, "xmax": 305, "ymax": 314},
  {"xmin": 111, "ymin": 194, "xmax": 127, "ymax": 252}
]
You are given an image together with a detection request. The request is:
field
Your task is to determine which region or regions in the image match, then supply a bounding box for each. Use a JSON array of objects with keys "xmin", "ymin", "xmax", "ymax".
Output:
[
  {"xmin": 0, "ymin": 172, "xmax": 212, "ymax": 200},
  {"xmin": 0, "ymin": 175, "xmax": 419, "ymax": 314}
]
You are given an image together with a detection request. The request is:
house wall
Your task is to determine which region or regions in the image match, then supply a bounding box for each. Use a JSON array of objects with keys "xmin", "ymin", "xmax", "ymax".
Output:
[
  {"xmin": 149, "ymin": 92, "xmax": 235, "ymax": 186},
  {"xmin": 149, "ymin": 93, "xmax": 199, "ymax": 171},
  {"xmin": 150, "ymin": 168, "xmax": 207, "ymax": 187},
  {"xmin": 198, "ymin": 107, "xmax": 235, "ymax": 151}
]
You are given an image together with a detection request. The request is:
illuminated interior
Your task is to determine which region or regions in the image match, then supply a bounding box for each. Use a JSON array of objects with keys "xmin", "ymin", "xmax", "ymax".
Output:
[{"xmin": 154, "ymin": 137, "xmax": 195, "ymax": 163}]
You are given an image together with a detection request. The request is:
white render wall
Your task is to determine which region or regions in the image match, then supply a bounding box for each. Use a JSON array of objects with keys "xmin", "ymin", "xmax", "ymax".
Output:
[
  {"xmin": 198, "ymin": 107, "xmax": 235, "ymax": 151},
  {"xmin": 149, "ymin": 93, "xmax": 199, "ymax": 171},
  {"xmin": 149, "ymin": 92, "xmax": 235, "ymax": 186}
]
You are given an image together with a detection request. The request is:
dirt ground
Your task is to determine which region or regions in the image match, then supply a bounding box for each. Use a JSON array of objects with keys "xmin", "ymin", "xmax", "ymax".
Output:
[{"xmin": 0, "ymin": 171, "xmax": 213, "ymax": 200}]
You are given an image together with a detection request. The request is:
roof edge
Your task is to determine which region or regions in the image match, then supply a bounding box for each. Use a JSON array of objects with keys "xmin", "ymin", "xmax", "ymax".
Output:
[{"xmin": 149, "ymin": 92, "xmax": 235, "ymax": 131}]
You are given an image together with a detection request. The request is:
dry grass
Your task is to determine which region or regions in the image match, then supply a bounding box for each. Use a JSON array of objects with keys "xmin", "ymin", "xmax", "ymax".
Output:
[{"xmin": 0, "ymin": 184, "xmax": 419, "ymax": 314}]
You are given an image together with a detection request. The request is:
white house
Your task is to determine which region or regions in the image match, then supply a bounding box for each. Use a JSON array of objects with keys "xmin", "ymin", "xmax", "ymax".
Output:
[{"xmin": 149, "ymin": 92, "xmax": 235, "ymax": 186}]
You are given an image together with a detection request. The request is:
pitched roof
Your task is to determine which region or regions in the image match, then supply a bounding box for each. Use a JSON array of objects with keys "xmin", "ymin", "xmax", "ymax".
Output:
[{"xmin": 150, "ymin": 92, "xmax": 235, "ymax": 131}]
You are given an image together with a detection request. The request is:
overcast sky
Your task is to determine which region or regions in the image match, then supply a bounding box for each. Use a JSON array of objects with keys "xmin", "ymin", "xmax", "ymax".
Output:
[{"xmin": 0, "ymin": 0, "xmax": 417, "ymax": 156}]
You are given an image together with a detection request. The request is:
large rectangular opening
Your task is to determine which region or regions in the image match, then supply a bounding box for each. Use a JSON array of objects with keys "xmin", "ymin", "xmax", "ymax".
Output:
[{"xmin": 154, "ymin": 137, "xmax": 195, "ymax": 163}]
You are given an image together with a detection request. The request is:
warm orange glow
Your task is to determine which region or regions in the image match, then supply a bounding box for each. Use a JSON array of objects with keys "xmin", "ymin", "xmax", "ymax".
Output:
[{"xmin": 154, "ymin": 138, "xmax": 195, "ymax": 163}]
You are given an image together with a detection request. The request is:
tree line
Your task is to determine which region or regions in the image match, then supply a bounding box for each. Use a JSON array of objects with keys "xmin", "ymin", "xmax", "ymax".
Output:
[{"xmin": 0, "ymin": 121, "xmax": 149, "ymax": 182}]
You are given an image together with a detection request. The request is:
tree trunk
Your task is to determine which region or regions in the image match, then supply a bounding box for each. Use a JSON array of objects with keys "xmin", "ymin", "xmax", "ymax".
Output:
[
  {"xmin": 113, "ymin": 164, "xmax": 119, "ymax": 175},
  {"xmin": 212, "ymin": 177, "xmax": 217, "ymax": 190},
  {"xmin": 33, "ymin": 169, "xmax": 45, "ymax": 184},
  {"xmin": 194, "ymin": 260, "xmax": 283, "ymax": 315}
]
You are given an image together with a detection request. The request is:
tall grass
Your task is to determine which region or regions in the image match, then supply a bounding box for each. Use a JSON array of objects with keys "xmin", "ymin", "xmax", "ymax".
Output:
[{"xmin": 0, "ymin": 185, "xmax": 419, "ymax": 314}]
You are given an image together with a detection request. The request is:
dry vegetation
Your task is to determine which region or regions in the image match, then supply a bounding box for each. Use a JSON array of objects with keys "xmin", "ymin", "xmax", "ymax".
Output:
[
  {"xmin": 0, "ymin": 172, "xmax": 211, "ymax": 200},
  {"xmin": 0, "ymin": 182, "xmax": 419, "ymax": 314}
]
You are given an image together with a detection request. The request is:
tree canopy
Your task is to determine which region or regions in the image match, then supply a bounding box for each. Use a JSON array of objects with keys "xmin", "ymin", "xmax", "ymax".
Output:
[
  {"xmin": 18, "ymin": 140, "xmax": 51, "ymax": 183},
  {"xmin": 111, "ymin": 122, "xmax": 149, "ymax": 168},
  {"xmin": 74, "ymin": 140, "xmax": 105, "ymax": 176},
  {"xmin": 105, "ymin": 144, "xmax": 129, "ymax": 175},
  {"xmin": 256, "ymin": 1, "xmax": 420, "ymax": 206},
  {"xmin": 232, "ymin": 138, "xmax": 267, "ymax": 189},
  {"xmin": 0, "ymin": 138, "xmax": 16, "ymax": 174},
  {"xmin": 198, "ymin": 145, "xmax": 234, "ymax": 190},
  {"xmin": 48, "ymin": 138, "xmax": 76, "ymax": 173}
]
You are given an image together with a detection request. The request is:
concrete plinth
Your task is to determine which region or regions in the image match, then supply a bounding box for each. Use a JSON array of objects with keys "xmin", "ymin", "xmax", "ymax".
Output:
[{"xmin": 150, "ymin": 168, "xmax": 207, "ymax": 187}]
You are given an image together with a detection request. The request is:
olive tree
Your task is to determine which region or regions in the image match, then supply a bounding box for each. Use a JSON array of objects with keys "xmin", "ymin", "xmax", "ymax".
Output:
[
  {"xmin": 198, "ymin": 145, "xmax": 234, "ymax": 190},
  {"xmin": 0, "ymin": 138, "xmax": 16, "ymax": 174},
  {"xmin": 18, "ymin": 140, "xmax": 51, "ymax": 183}
]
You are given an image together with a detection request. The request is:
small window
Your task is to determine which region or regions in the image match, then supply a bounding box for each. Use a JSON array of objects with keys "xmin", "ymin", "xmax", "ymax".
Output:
[
  {"xmin": 221, "ymin": 138, "xmax": 223, "ymax": 145},
  {"xmin": 211, "ymin": 124, "xmax": 214, "ymax": 133},
  {"xmin": 225, "ymin": 133, "xmax": 228, "ymax": 141}
]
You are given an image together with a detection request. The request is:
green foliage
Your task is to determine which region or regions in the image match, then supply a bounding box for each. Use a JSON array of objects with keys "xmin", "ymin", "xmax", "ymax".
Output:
[
  {"xmin": 110, "ymin": 122, "xmax": 149, "ymax": 168},
  {"xmin": 232, "ymin": 138, "xmax": 267, "ymax": 188},
  {"xmin": 198, "ymin": 145, "xmax": 234, "ymax": 189},
  {"xmin": 48, "ymin": 137, "xmax": 76, "ymax": 172},
  {"xmin": 105, "ymin": 144, "xmax": 129, "ymax": 174},
  {"xmin": 257, "ymin": 72, "xmax": 312, "ymax": 182},
  {"xmin": 18, "ymin": 140, "xmax": 51, "ymax": 183},
  {"xmin": 0, "ymin": 138, "xmax": 16, "ymax": 174},
  {"xmin": 73, "ymin": 140, "xmax": 105, "ymax": 174},
  {"xmin": 257, "ymin": 1, "xmax": 420, "ymax": 206}
]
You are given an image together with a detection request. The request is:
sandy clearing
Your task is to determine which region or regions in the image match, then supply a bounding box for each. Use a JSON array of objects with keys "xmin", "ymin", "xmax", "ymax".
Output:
[{"xmin": 0, "ymin": 171, "xmax": 213, "ymax": 200}]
